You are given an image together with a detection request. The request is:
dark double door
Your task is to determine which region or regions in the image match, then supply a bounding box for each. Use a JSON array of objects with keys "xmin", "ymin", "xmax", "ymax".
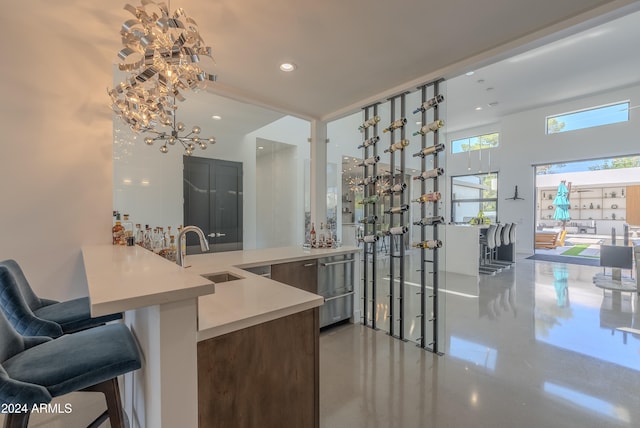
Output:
[{"xmin": 183, "ymin": 156, "xmax": 243, "ymax": 253}]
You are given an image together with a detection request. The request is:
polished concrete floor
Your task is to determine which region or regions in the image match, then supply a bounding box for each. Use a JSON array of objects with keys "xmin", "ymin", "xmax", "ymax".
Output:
[
  {"xmin": 4, "ymin": 254, "xmax": 639, "ymax": 427},
  {"xmin": 321, "ymin": 253, "xmax": 640, "ymax": 428}
]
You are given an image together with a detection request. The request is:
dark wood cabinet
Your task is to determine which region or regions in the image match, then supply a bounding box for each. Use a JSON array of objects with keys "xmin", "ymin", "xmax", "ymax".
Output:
[
  {"xmin": 271, "ymin": 259, "xmax": 318, "ymax": 293},
  {"xmin": 198, "ymin": 308, "xmax": 319, "ymax": 428}
]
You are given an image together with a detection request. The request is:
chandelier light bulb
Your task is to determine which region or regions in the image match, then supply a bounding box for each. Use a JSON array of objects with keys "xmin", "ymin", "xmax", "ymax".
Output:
[
  {"xmin": 168, "ymin": 136, "xmax": 176, "ymax": 144},
  {"xmin": 192, "ymin": 126, "xmax": 201, "ymax": 134},
  {"xmin": 145, "ymin": 137, "xmax": 154, "ymax": 145},
  {"xmin": 209, "ymin": 138, "xmax": 216, "ymax": 144},
  {"xmin": 188, "ymin": 143, "xmax": 195, "ymax": 150},
  {"xmin": 193, "ymin": 137, "xmax": 200, "ymax": 143},
  {"xmin": 160, "ymin": 145, "xmax": 169, "ymax": 153},
  {"xmin": 177, "ymin": 122, "xmax": 185, "ymax": 131},
  {"xmin": 200, "ymin": 143, "xmax": 207, "ymax": 150},
  {"xmin": 185, "ymin": 148, "xmax": 193, "ymax": 156}
]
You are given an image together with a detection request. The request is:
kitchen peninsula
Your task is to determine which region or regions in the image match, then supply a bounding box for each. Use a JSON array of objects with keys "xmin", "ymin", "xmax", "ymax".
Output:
[{"xmin": 82, "ymin": 244, "xmax": 360, "ymax": 428}]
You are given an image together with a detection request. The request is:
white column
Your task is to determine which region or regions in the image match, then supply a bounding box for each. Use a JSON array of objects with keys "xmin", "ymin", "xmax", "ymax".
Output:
[{"xmin": 310, "ymin": 120, "xmax": 328, "ymax": 227}]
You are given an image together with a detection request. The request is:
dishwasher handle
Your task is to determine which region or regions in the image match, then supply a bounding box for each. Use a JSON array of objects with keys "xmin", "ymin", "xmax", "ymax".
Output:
[
  {"xmin": 324, "ymin": 291, "xmax": 355, "ymax": 302},
  {"xmin": 319, "ymin": 259, "xmax": 355, "ymax": 267}
]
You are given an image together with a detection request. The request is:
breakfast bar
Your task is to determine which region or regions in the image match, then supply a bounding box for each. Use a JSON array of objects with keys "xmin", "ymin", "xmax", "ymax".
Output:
[{"xmin": 82, "ymin": 244, "xmax": 359, "ymax": 428}]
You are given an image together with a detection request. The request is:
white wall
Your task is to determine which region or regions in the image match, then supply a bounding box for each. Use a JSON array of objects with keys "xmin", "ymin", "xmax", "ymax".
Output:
[
  {"xmin": 446, "ymin": 84, "xmax": 640, "ymax": 253},
  {"xmin": 0, "ymin": 4, "xmax": 119, "ymax": 299}
]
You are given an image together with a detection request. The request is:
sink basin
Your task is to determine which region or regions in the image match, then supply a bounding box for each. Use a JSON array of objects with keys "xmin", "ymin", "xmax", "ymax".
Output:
[{"xmin": 201, "ymin": 272, "xmax": 244, "ymax": 283}]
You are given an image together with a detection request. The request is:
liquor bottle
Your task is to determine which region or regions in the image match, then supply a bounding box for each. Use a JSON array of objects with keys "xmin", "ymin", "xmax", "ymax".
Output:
[
  {"xmin": 326, "ymin": 222, "xmax": 333, "ymax": 247},
  {"xmin": 112, "ymin": 221, "xmax": 124, "ymax": 245},
  {"xmin": 319, "ymin": 222, "xmax": 326, "ymax": 247},
  {"xmin": 412, "ymin": 94, "xmax": 445, "ymax": 114},
  {"xmin": 383, "ymin": 118, "xmax": 407, "ymax": 133},
  {"xmin": 412, "ymin": 143, "xmax": 445, "ymax": 158},
  {"xmin": 122, "ymin": 214, "xmax": 134, "ymax": 243},
  {"xmin": 358, "ymin": 115, "xmax": 381, "ymax": 132},
  {"xmin": 359, "ymin": 215, "xmax": 378, "ymax": 224},
  {"xmin": 362, "ymin": 234, "xmax": 380, "ymax": 243},
  {"xmin": 384, "ymin": 204, "xmax": 409, "ymax": 214},
  {"xmin": 135, "ymin": 224, "xmax": 143, "ymax": 245},
  {"xmin": 357, "ymin": 156, "xmax": 381, "ymax": 167},
  {"xmin": 381, "ymin": 183, "xmax": 406, "ymax": 194},
  {"xmin": 357, "ymin": 136, "xmax": 380, "ymax": 149},
  {"xmin": 412, "ymin": 192, "xmax": 441, "ymax": 203},
  {"xmin": 310, "ymin": 222, "xmax": 316, "ymax": 246},
  {"xmin": 412, "ymin": 168, "xmax": 444, "ymax": 180},
  {"xmin": 412, "ymin": 120, "xmax": 445, "ymax": 136},
  {"xmin": 412, "ymin": 240, "xmax": 442, "ymax": 249},
  {"xmin": 413, "ymin": 216, "xmax": 444, "ymax": 226},
  {"xmin": 382, "ymin": 225, "xmax": 408, "ymax": 235},
  {"xmin": 384, "ymin": 139, "xmax": 410, "ymax": 153},
  {"xmin": 357, "ymin": 175, "xmax": 379, "ymax": 186}
]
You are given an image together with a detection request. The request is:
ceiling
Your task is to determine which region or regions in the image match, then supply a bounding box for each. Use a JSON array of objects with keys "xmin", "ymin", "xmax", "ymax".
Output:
[{"xmin": 109, "ymin": 0, "xmax": 640, "ymax": 145}]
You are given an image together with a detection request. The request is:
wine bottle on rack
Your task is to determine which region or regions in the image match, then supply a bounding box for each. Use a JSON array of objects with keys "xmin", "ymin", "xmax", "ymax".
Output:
[
  {"xmin": 413, "ymin": 216, "xmax": 444, "ymax": 226},
  {"xmin": 384, "ymin": 139, "xmax": 410, "ymax": 153},
  {"xmin": 357, "ymin": 136, "xmax": 380, "ymax": 149},
  {"xmin": 412, "ymin": 192, "xmax": 441, "ymax": 203},
  {"xmin": 357, "ymin": 175, "xmax": 380, "ymax": 186},
  {"xmin": 358, "ymin": 115, "xmax": 380, "ymax": 132},
  {"xmin": 383, "ymin": 118, "xmax": 407, "ymax": 133},
  {"xmin": 382, "ymin": 225, "xmax": 409, "ymax": 235},
  {"xmin": 412, "ymin": 94, "xmax": 445, "ymax": 114},
  {"xmin": 362, "ymin": 234, "xmax": 380, "ymax": 243},
  {"xmin": 412, "ymin": 120, "xmax": 445, "ymax": 136},
  {"xmin": 310, "ymin": 222, "xmax": 316, "ymax": 245},
  {"xmin": 384, "ymin": 204, "xmax": 409, "ymax": 214},
  {"xmin": 359, "ymin": 215, "xmax": 378, "ymax": 224},
  {"xmin": 412, "ymin": 168, "xmax": 444, "ymax": 180},
  {"xmin": 412, "ymin": 240, "xmax": 442, "ymax": 249},
  {"xmin": 357, "ymin": 155, "xmax": 381, "ymax": 167},
  {"xmin": 381, "ymin": 183, "xmax": 406, "ymax": 194},
  {"xmin": 412, "ymin": 143, "xmax": 445, "ymax": 158},
  {"xmin": 358, "ymin": 195, "xmax": 380, "ymax": 205}
]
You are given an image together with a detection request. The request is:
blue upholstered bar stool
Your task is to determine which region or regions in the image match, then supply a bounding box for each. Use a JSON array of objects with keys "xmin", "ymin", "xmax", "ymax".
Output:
[
  {"xmin": 0, "ymin": 260, "xmax": 122, "ymax": 338},
  {"xmin": 0, "ymin": 307, "xmax": 141, "ymax": 428}
]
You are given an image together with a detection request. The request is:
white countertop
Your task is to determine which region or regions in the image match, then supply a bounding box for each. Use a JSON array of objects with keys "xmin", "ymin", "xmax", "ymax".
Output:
[
  {"xmin": 82, "ymin": 244, "xmax": 360, "ymax": 341},
  {"xmin": 187, "ymin": 246, "xmax": 360, "ymax": 341},
  {"xmin": 81, "ymin": 244, "xmax": 216, "ymax": 317}
]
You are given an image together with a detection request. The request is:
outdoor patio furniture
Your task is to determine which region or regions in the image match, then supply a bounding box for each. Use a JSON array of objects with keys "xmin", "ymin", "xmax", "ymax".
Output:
[{"xmin": 535, "ymin": 232, "xmax": 559, "ymax": 249}]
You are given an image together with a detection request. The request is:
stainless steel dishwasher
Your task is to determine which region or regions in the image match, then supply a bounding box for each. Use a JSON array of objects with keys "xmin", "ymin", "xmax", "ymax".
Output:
[{"xmin": 317, "ymin": 254, "xmax": 355, "ymax": 328}]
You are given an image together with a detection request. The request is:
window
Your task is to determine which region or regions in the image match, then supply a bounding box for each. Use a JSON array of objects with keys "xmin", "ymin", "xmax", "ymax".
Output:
[
  {"xmin": 451, "ymin": 132, "xmax": 499, "ymax": 154},
  {"xmin": 546, "ymin": 101, "xmax": 629, "ymax": 134},
  {"xmin": 451, "ymin": 173, "xmax": 498, "ymax": 224}
]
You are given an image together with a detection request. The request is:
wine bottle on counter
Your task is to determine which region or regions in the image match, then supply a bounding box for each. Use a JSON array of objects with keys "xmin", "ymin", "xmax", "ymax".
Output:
[
  {"xmin": 382, "ymin": 225, "xmax": 408, "ymax": 235},
  {"xmin": 384, "ymin": 204, "xmax": 409, "ymax": 214},
  {"xmin": 412, "ymin": 94, "xmax": 444, "ymax": 114},
  {"xmin": 357, "ymin": 175, "xmax": 380, "ymax": 186},
  {"xmin": 412, "ymin": 240, "xmax": 442, "ymax": 249},
  {"xmin": 383, "ymin": 118, "xmax": 407, "ymax": 133},
  {"xmin": 412, "ymin": 120, "xmax": 444, "ymax": 136},
  {"xmin": 412, "ymin": 192, "xmax": 441, "ymax": 203},
  {"xmin": 359, "ymin": 215, "xmax": 378, "ymax": 224},
  {"xmin": 384, "ymin": 139, "xmax": 410, "ymax": 153},
  {"xmin": 358, "ymin": 115, "xmax": 381, "ymax": 132},
  {"xmin": 381, "ymin": 182, "xmax": 406, "ymax": 195},
  {"xmin": 413, "ymin": 216, "xmax": 444, "ymax": 226},
  {"xmin": 362, "ymin": 234, "xmax": 380, "ymax": 244},
  {"xmin": 357, "ymin": 155, "xmax": 381, "ymax": 167},
  {"xmin": 357, "ymin": 136, "xmax": 380, "ymax": 149},
  {"xmin": 412, "ymin": 143, "xmax": 445, "ymax": 158},
  {"xmin": 319, "ymin": 222, "xmax": 326, "ymax": 247},
  {"xmin": 310, "ymin": 222, "xmax": 316, "ymax": 246},
  {"xmin": 412, "ymin": 168, "xmax": 444, "ymax": 180}
]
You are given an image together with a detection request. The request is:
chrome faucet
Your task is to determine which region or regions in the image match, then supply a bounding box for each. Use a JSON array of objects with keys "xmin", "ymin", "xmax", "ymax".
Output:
[{"xmin": 176, "ymin": 225, "xmax": 210, "ymax": 267}]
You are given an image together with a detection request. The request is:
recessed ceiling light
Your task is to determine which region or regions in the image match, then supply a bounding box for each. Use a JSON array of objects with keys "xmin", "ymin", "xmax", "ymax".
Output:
[
  {"xmin": 258, "ymin": 146, "xmax": 264, "ymax": 150},
  {"xmin": 475, "ymin": 106, "xmax": 483, "ymax": 111},
  {"xmin": 465, "ymin": 71, "xmax": 475, "ymax": 76},
  {"xmin": 279, "ymin": 62, "xmax": 296, "ymax": 72},
  {"xmin": 212, "ymin": 115, "xmax": 222, "ymax": 120},
  {"xmin": 416, "ymin": 121, "xmax": 422, "ymax": 126}
]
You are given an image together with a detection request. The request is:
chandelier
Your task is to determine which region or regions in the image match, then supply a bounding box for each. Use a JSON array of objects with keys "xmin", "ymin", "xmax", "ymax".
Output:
[
  {"xmin": 143, "ymin": 107, "xmax": 216, "ymax": 155},
  {"xmin": 108, "ymin": 0, "xmax": 217, "ymax": 136}
]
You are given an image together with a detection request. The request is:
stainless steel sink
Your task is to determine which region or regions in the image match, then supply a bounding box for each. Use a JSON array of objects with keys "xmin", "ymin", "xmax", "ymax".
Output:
[{"xmin": 201, "ymin": 272, "xmax": 244, "ymax": 283}]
